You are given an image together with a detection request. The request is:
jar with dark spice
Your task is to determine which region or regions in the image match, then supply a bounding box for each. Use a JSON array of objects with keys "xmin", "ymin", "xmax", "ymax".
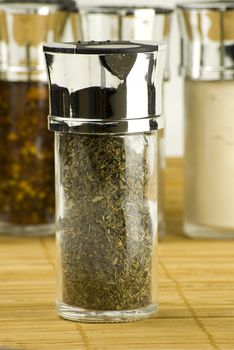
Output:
[
  {"xmin": 44, "ymin": 41, "xmax": 166, "ymax": 322},
  {"xmin": 0, "ymin": 0, "xmax": 78, "ymax": 235}
]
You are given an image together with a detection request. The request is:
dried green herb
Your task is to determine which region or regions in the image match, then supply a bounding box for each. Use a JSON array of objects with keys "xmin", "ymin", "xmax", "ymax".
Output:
[{"xmin": 58, "ymin": 133, "xmax": 157, "ymax": 311}]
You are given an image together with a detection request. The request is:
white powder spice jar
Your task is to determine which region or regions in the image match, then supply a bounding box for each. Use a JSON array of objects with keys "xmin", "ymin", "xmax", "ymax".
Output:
[
  {"xmin": 185, "ymin": 80, "xmax": 234, "ymax": 237},
  {"xmin": 178, "ymin": 1, "xmax": 234, "ymax": 238}
]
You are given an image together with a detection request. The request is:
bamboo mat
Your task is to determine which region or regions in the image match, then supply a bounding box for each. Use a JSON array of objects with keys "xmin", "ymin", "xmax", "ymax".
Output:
[{"xmin": 0, "ymin": 158, "xmax": 234, "ymax": 350}]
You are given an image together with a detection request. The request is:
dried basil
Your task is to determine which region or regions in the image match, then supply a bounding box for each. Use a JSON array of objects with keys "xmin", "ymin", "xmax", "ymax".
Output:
[{"xmin": 58, "ymin": 133, "xmax": 157, "ymax": 311}]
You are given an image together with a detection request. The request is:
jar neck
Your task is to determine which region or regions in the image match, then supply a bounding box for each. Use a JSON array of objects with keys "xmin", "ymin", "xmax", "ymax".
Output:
[
  {"xmin": 0, "ymin": 66, "xmax": 47, "ymax": 82},
  {"xmin": 180, "ymin": 66, "xmax": 234, "ymax": 81},
  {"xmin": 48, "ymin": 115, "xmax": 164, "ymax": 135}
]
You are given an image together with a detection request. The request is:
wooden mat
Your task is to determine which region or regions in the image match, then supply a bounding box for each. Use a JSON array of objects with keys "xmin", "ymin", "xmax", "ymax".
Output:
[{"xmin": 0, "ymin": 158, "xmax": 234, "ymax": 350}]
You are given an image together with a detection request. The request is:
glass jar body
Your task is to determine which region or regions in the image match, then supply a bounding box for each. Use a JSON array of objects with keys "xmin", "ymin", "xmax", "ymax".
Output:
[
  {"xmin": 158, "ymin": 127, "xmax": 166, "ymax": 237},
  {"xmin": 0, "ymin": 81, "xmax": 55, "ymax": 235},
  {"xmin": 184, "ymin": 79, "xmax": 234, "ymax": 239},
  {"xmin": 55, "ymin": 132, "xmax": 159, "ymax": 322}
]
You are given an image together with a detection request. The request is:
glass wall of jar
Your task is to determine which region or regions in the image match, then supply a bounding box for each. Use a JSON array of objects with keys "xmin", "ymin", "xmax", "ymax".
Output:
[
  {"xmin": 177, "ymin": 1, "xmax": 234, "ymax": 239},
  {"xmin": 44, "ymin": 41, "xmax": 166, "ymax": 322},
  {"xmin": 79, "ymin": 6, "xmax": 173, "ymax": 238},
  {"xmin": 0, "ymin": 0, "xmax": 79, "ymax": 236}
]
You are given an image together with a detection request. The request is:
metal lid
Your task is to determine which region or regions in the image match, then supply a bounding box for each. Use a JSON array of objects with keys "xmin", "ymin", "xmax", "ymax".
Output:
[
  {"xmin": 177, "ymin": 1, "xmax": 234, "ymax": 80},
  {"xmin": 0, "ymin": 0, "xmax": 77, "ymax": 12},
  {"xmin": 80, "ymin": 6, "xmax": 173, "ymax": 80},
  {"xmin": 0, "ymin": 0, "xmax": 78, "ymax": 81},
  {"xmin": 82, "ymin": 6, "xmax": 173, "ymax": 15},
  {"xmin": 44, "ymin": 41, "xmax": 166, "ymax": 134},
  {"xmin": 43, "ymin": 40, "xmax": 166, "ymax": 54},
  {"xmin": 177, "ymin": 1, "xmax": 234, "ymax": 10}
]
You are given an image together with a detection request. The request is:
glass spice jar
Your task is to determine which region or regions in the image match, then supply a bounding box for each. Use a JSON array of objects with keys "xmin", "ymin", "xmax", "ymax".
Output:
[
  {"xmin": 177, "ymin": 1, "xmax": 234, "ymax": 239},
  {"xmin": 79, "ymin": 6, "xmax": 173, "ymax": 238},
  {"xmin": 0, "ymin": 0, "xmax": 78, "ymax": 235},
  {"xmin": 44, "ymin": 41, "xmax": 166, "ymax": 322}
]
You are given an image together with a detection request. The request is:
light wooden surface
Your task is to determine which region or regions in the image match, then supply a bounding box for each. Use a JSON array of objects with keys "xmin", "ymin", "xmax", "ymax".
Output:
[{"xmin": 1, "ymin": 158, "xmax": 234, "ymax": 350}]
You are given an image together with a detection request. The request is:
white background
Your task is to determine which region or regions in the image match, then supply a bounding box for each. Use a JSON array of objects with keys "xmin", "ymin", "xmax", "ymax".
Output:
[{"xmin": 77, "ymin": 0, "xmax": 199, "ymax": 156}]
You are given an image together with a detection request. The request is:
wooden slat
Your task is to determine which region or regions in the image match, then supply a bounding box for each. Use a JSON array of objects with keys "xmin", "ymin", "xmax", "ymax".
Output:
[{"xmin": 0, "ymin": 158, "xmax": 234, "ymax": 350}]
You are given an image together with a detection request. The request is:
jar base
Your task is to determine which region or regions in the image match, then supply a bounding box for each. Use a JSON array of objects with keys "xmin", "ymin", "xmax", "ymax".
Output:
[
  {"xmin": 0, "ymin": 221, "xmax": 55, "ymax": 237},
  {"xmin": 184, "ymin": 222, "xmax": 234, "ymax": 239},
  {"xmin": 56, "ymin": 301, "xmax": 158, "ymax": 323}
]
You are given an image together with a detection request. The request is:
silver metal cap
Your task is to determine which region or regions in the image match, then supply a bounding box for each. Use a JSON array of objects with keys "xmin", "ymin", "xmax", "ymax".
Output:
[
  {"xmin": 44, "ymin": 41, "xmax": 166, "ymax": 134},
  {"xmin": 80, "ymin": 6, "xmax": 173, "ymax": 80},
  {"xmin": 0, "ymin": 1, "xmax": 78, "ymax": 81},
  {"xmin": 177, "ymin": 1, "xmax": 234, "ymax": 80}
]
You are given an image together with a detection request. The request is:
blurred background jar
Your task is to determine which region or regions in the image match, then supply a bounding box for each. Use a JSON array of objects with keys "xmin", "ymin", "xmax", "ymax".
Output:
[
  {"xmin": 0, "ymin": 0, "xmax": 79, "ymax": 236},
  {"xmin": 79, "ymin": 5, "xmax": 173, "ymax": 238},
  {"xmin": 177, "ymin": 1, "xmax": 234, "ymax": 239}
]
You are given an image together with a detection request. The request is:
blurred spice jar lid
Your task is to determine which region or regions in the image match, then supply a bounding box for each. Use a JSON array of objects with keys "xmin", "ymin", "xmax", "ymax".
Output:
[
  {"xmin": 0, "ymin": 0, "xmax": 78, "ymax": 81},
  {"xmin": 0, "ymin": 0, "xmax": 78, "ymax": 12},
  {"xmin": 177, "ymin": 1, "xmax": 234, "ymax": 80}
]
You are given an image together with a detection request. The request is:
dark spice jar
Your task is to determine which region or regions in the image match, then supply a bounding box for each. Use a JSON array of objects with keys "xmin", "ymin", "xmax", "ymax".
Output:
[
  {"xmin": 0, "ymin": 0, "xmax": 78, "ymax": 235},
  {"xmin": 44, "ymin": 41, "xmax": 166, "ymax": 322}
]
